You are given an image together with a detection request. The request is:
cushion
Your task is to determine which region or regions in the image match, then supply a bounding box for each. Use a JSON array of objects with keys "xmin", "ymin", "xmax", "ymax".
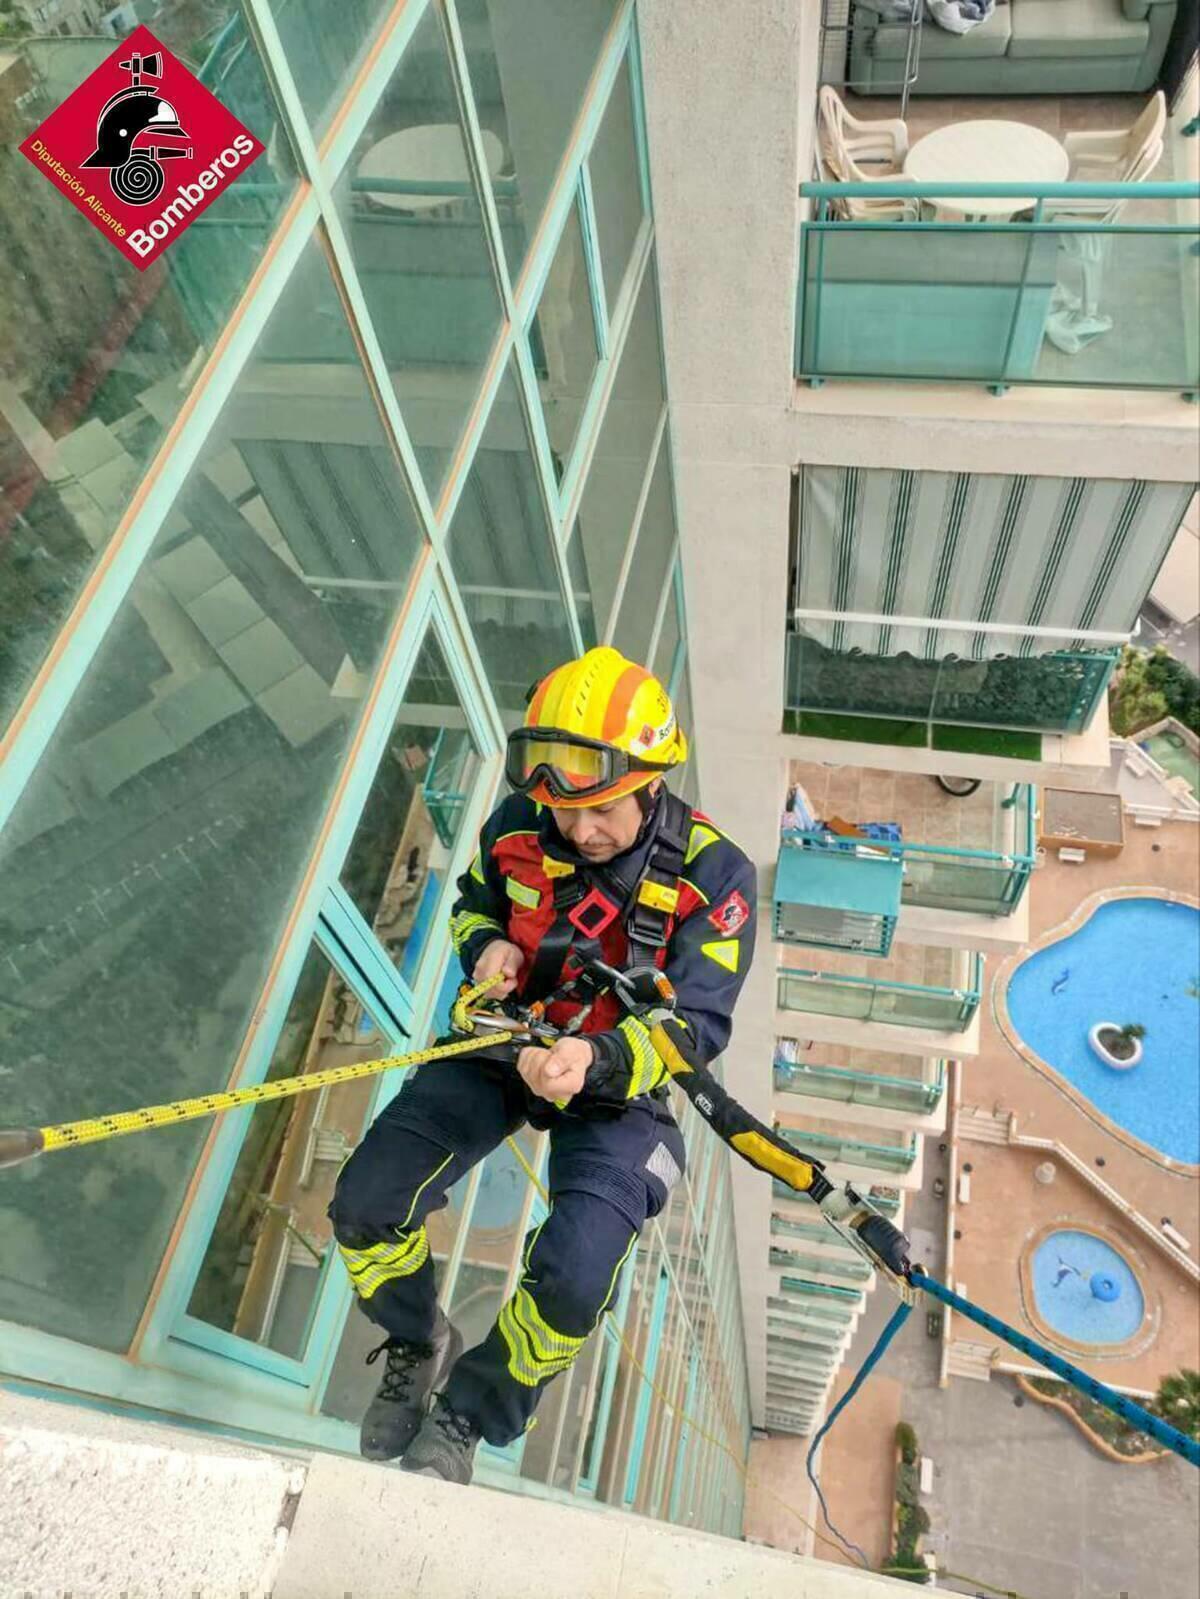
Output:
[
  {"xmin": 1009, "ymin": 0, "xmax": 1150, "ymax": 57},
  {"xmin": 870, "ymin": 6, "xmax": 1012, "ymax": 58}
]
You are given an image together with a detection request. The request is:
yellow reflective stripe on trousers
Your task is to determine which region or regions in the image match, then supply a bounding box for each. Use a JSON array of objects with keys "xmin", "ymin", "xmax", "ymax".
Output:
[
  {"xmin": 338, "ymin": 1226, "xmax": 430, "ymax": 1300},
  {"xmin": 449, "ymin": 910, "xmax": 503, "ymax": 952},
  {"xmin": 498, "ymin": 1284, "xmax": 585, "ymax": 1387},
  {"xmin": 618, "ymin": 1015, "xmax": 668, "ymax": 1098}
]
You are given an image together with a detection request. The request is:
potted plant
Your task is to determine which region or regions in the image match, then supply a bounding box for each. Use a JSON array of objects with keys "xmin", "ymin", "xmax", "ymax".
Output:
[{"xmin": 1088, "ymin": 1021, "xmax": 1146, "ymax": 1070}]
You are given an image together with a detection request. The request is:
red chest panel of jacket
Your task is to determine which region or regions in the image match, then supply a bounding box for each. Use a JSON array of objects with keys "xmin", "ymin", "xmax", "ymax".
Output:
[{"xmin": 492, "ymin": 831, "xmax": 703, "ymax": 1034}]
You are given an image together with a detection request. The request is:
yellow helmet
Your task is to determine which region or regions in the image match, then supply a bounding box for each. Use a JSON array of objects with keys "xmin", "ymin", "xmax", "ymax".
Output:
[{"xmin": 506, "ymin": 647, "xmax": 688, "ymax": 809}]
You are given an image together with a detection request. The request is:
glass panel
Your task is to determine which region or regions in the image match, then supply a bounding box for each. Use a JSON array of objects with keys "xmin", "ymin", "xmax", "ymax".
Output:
[
  {"xmin": 0, "ymin": 238, "xmax": 424, "ymax": 1352},
  {"xmin": 453, "ymin": 0, "xmax": 620, "ymax": 285},
  {"xmin": 566, "ymin": 522, "xmax": 599, "ymax": 651},
  {"xmin": 445, "ymin": 360, "xmax": 575, "ymax": 722},
  {"xmin": 612, "ymin": 441, "xmax": 676, "ymax": 668},
  {"xmin": 569, "ymin": 258, "xmax": 664, "ymax": 642},
  {"xmin": 269, "ymin": 0, "xmax": 391, "ymax": 137},
  {"xmin": 186, "ymin": 942, "xmax": 387, "ymax": 1356},
  {"xmin": 530, "ymin": 199, "xmax": 600, "ymax": 482},
  {"xmin": 652, "ymin": 575, "xmax": 680, "ymax": 689},
  {"xmin": 0, "ymin": 8, "xmax": 297, "ymax": 737},
  {"xmin": 448, "ymin": 1125, "xmax": 541, "ymax": 1347},
  {"xmin": 587, "ymin": 56, "xmax": 643, "ymax": 316},
  {"xmin": 333, "ymin": 2, "xmax": 504, "ymax": 503},
  {"xmin": 339, "ymin": 631, "xmax": 480, "ymax": 988},
  {"xmin": 774, "ymin": 1060, "xmax": 942, "ymax": 1114},
  {"xmin": 797, "ymin": 220, "xmax": 1200, "ymax": 393},
  {"xmin": 551, "ymin": 1331, "xmax": 608, "ymax": 1491}
]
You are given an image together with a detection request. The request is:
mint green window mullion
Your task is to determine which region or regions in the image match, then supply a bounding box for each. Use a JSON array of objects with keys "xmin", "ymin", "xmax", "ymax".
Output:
[
  {"xmin": 578, "ymin": 1239, "xmax": 638, "ymax": 1493},
  {"xmin": 669, "ymin": 1348, "xmax": 700, "ymax": 1523},
  {"xmin": 578, "ymin": 159, "xmax": 611, "ymax": 361},
  {"xmin": 626, "ymin": 15, "xmax": 653, "ymax": 214}
]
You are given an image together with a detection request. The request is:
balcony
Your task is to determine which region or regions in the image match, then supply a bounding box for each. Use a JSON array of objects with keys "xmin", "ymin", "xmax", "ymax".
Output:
[
  {"xmin": 796, "ymin": 177, "xmax": 1199, "ymax": 394},
  {"xmin": 769, "ymin": 1246, "xmax": 874, "ymax": 1284},
  {"xmin": 777, "ymin": 946, "xmax": 984, "ymax": 1053},
  {"xmin": 772, "ymin": 1179, "xmax": 902, "ymax": 1217},
  {"xmin": 778, "ymin": 1274, "xmax": 864, "ymax": 1311},
  {"xmin": 785, "ymin": 766, "xmax": 1035, "ymax": 912},
  {"xmin": 779, "ymin": 1121, "xmax": 919, "ymax": 1177},
  {"xmin": 774, "ymin": 1048, "xmax": 946, "ymax": 1122}
]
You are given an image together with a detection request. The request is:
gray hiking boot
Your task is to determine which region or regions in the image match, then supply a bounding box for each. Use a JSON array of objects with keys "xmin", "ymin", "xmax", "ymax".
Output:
[
  {"xmin": 399, "ymin": 1395, "xmax": 481, "ymax": 1485},
  {"xmin": 359, "ymin": 1311, "xmax": 461, "ymax": 1462}
]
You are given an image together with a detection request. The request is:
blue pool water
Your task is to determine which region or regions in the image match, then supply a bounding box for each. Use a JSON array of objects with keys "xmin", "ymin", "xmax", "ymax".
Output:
[
  {"xmin": 1006, "ymin": 898, "xmax": 1200, "ymax": 1163},
  {"xmin": 1031, "ymin": 1230, "xmax": 1144, "ymax": 1345}
]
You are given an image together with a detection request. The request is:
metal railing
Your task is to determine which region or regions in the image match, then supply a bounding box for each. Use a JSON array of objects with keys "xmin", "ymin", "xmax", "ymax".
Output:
[
  {"xmin": 774, "ymin": 1055, "xmax": 945, "ymax": 1114},
  {"xmin": 777, "ymin": 954, "xmax": 984, "ymax": 1032},
  {"xmin": 796, "ymin": 180, "xmax": 1200, "ymax": 394},
  {"xmin": 780, "ymin": 785, "xmax": 1036, "ymax": 917},
  {"xmin": 769, "ymin": 1246, "xmax": 874, "ymax": 1282}
]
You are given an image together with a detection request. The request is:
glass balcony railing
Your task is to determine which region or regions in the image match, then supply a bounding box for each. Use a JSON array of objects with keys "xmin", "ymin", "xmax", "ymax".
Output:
[
  {"xmin": 786, "ymin": 631, "xmax": 1118, "ymax": 741},
  {"xmin": 769, "ymin": 1246, "xmax": 873, "ymax": 1282},
  {"xmin": 782, "ymin": 1125, "xmax": 918, "ymax": 1174},
  {"xmin": 774, "ymin": 1056, "xmax": 945, "ymax": 1114},
  {"xmin": 768, "ymin": 1290, "xmax": 855, "ymax": 1326},
  {"xmin": 771, "ymin": 1213, "xmax": 845, "ymax": 1246},
  {"xmin": 772, "ymin": 1179, "xmax": 901, "ymax": 1216},
  {"xmin": 796, "ymin": 181, "xmax": 1200, "ymax": 395},
  {"xmin": 777, "ymin": 956, "xmax": 983, "ymax": 1032},
  {"xmin": 779, "ymin": 1273, "xmax": 862, "ymax": 1306},
  {"xmin": 779, "ymin": 786, "xmax": 1036, "ymax": 917}
]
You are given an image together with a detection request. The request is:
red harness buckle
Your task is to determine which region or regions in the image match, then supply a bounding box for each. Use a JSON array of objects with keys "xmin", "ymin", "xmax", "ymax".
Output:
[{"xmin": 567, "ymin": 886, "xmax": 621, "ymax": 940}]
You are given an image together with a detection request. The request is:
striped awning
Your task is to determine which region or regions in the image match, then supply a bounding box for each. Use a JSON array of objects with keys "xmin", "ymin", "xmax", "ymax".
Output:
[{"xmin": 793, "ymin": 467, "xmax": 1195, "ymax": 660}]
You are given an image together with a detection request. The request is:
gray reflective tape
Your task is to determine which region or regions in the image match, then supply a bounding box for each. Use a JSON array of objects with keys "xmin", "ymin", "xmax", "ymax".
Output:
[{"xmin": 646, "ymin": 1140, "xmax": 682, "ymax": 1193}]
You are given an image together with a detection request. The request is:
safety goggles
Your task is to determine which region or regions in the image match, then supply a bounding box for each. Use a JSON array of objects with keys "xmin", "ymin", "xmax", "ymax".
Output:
[{"xmin": 505, "ymin": 728, "xmax": 664, "ymax": 804}]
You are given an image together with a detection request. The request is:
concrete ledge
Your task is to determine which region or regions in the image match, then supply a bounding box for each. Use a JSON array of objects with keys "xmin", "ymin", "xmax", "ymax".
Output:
[
  {"xmin": 1, "ymin": 1392, "xmax": 921, "ymax": 1599},
  {"xmin": 1, "ymin": 1390, "xmax": 301, "ymax": 1598},
  {"xmin": 775, "ymin": 1005, "xmax": 981, "ymax": 1061},
  {"xmin": 900, "ymin": 896, "xmax": 1029, "ymax": 956}
]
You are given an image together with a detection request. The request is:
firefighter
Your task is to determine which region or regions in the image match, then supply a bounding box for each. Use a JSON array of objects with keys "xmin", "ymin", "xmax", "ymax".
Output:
[{"xmin": 328, "ymin": 647, "xmax": 758, "ymax": 1484}]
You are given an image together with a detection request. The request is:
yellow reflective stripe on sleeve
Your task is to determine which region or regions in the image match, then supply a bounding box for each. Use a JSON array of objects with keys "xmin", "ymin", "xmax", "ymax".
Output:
[
  {"xmin": 505, "ymin": 876, "xmax": 541, "ymax": 910},
  {"xmin": 701, "ymin": 937, "xmax": 740, "ymax": 974},
  {"xmin": 618, "ymin": 1015, "xmax": 669, "ymax": 1098},
  {"xmin": 338, "ymin": 1226, "xmax": 430, "ymax": 1299},
  {"xmin": 449, "ymin": 910, "xmax": 503, "ymax": 952},
  {"xmin": 685, "ymin": 823, "xmax": 721, "ymax": 866},
  {"xmin": 730, "ymin": 1132, "xmax": 814, "ymax": 1192},
  {"xmin": 469, "ymin": 851, "xmax": 485, "ymax": 885}
]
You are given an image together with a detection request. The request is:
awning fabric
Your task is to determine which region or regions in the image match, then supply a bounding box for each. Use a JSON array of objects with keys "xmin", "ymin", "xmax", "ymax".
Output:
[{"xmin": 794, "ymin": 466, "xmax": 1194, "ymax": 660}]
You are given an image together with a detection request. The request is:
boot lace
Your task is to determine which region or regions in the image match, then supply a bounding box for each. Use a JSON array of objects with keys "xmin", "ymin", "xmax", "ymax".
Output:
[
  {"xmin": 365, "ymin": 1336, "xmax": 432, "ymax": 1403},
  {"xmin": 433, "ymin": 1399, "xmax": 477, "ymax": 1450}
]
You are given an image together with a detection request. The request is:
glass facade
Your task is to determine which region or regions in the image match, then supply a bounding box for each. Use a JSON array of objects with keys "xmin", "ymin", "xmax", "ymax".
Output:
[{"xmin": 0, "ymin": 0, "xmax": 743, "ymax": 1536}]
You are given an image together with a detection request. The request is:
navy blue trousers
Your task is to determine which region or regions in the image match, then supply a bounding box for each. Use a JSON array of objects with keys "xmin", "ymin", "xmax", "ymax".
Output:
[{"xmin": 328, "ymin": 1054, "xmax": 685, "ymax": 1446}]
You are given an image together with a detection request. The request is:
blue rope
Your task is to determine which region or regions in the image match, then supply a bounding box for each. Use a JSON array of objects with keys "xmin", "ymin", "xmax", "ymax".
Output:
[
  {"xmin": 913, "ymin": 1269, "xmax": 1200, "ymax": 1467},
  {"xmin": 804, "ymin": 1296, "xmax": 913, "ymax": 1567}
]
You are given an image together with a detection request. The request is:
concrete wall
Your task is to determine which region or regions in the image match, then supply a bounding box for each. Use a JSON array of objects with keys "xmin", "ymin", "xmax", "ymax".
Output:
[{"xmin": 0, "ymin": 1390, "xmax": 924, "ymax": 1598}]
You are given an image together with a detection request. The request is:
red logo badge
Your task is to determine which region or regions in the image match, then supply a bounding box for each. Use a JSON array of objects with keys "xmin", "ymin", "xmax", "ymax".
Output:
[
  {"xmin": 708, "ymin": 889, "xmax": 750, "ymax": 936},
  {"xmin": 19, "ymin": 27, "xmax": 264, "ymax": 271}
]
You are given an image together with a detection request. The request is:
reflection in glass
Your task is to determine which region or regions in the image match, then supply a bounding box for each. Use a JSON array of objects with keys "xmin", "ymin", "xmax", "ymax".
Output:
[
  {"xmin": 588, "ymin": 56, "xmax": 643, "ymax": 316},
  {"xmin": 652, "ymin": 576, "xmax": 681, "ymax": 690},
  {"xmin": 445, "ymin": 361, "xmax": 574, "ymax": 721},
  {"xmin": 0, "ymin": 238, "xmax": 424, "ymax": 1352},
  {"xmin": 448, "ymin": 1127, "xmax": 540, "ymax": 1345},
  {"xmin": 453, "ymin": 0, "xmax": 619, "ymax": 285},
  {"xmin": 187, "ymin": 943, "xmax": 387, "ymax": 1357},
  {"xmin": 0, "ymin": 8, "xmax": 295, "ymax": 737},
  {"xmin": 612, "ymin": 440, "xmax": 676, "ymax": 667},
  {"xmin": 268, "ymin": 0, "xmax": 392, "ymax": 137},
  {"xmin": 569, "ymin": 258, "xmax": 664, "ymax": 641},
  {"xmin": 530, "ymin": 200, "xmax": 599, "ymax": 482},
  {"xmin": 333, "ymin": 3, "xmax": 504, "ymax": 503},
  {"xmin": 340, "ymin": 633, "xmax": 479, "ymax": 989}
]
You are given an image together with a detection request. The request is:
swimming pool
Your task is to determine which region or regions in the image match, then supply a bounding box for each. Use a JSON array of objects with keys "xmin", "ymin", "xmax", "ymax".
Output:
[
  {"xmin": 1030, "ymin": 1230, "xmax": 1144, "ymax": 1346},
  {"xmin": 1005, "ymin": 897, "xmax": 1200, "ymax": 1164},
  {"xmin": 1143, "ymin": 732, "xmax": 1200, "ymax": 799}
]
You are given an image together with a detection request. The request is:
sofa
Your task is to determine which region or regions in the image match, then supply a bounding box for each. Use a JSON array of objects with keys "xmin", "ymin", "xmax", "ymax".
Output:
[{"xmin": 848, "ymin": 0, "xmax": 1178, "ymax": 95}]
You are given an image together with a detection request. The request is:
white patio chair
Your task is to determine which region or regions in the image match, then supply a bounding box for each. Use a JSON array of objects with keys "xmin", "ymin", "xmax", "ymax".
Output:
[
  {"xmin": 1042, "ymin": 92, "xmax": 1165, "ymax": 354},
  {"xmin": 817, "ymin": 85, "xmax": 917, "ymax": 221}
]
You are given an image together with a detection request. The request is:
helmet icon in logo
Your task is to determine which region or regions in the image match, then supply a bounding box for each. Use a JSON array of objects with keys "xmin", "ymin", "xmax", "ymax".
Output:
[{"xmin": 81, "ymin": 50, "xmax": 193, "ymax": 206}]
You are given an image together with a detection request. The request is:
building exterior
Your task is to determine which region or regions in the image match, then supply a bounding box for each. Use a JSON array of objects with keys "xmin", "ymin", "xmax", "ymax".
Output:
[
  {"xmin": 0, "ymin": 0, "xmax": 749, "ymax": 1535},
  {"xmin": 638, "ymin": 0, "xmax": 1198, "ymax": 1438},
  {"xmin": 0, "ymin": 0, "xmax": 1197, "ymax": 1550}
]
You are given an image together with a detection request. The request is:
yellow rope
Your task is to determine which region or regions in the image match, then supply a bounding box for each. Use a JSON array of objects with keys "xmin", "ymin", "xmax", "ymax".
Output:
[{"xmin": 501, "ymin": 1133, "xmax": 850, "ymax": 1562}]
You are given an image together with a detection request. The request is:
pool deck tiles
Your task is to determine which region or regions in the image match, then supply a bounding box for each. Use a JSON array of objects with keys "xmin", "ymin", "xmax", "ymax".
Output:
[{"xmin": 953, "ymin": 822, "xmax": 1200, "ymax": 1398}]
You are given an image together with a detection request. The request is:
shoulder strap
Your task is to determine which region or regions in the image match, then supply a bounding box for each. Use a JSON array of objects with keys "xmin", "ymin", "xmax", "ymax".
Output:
[{"xmin": 625, "ymin": 791, "xmax": 693, "ymax": 966}]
